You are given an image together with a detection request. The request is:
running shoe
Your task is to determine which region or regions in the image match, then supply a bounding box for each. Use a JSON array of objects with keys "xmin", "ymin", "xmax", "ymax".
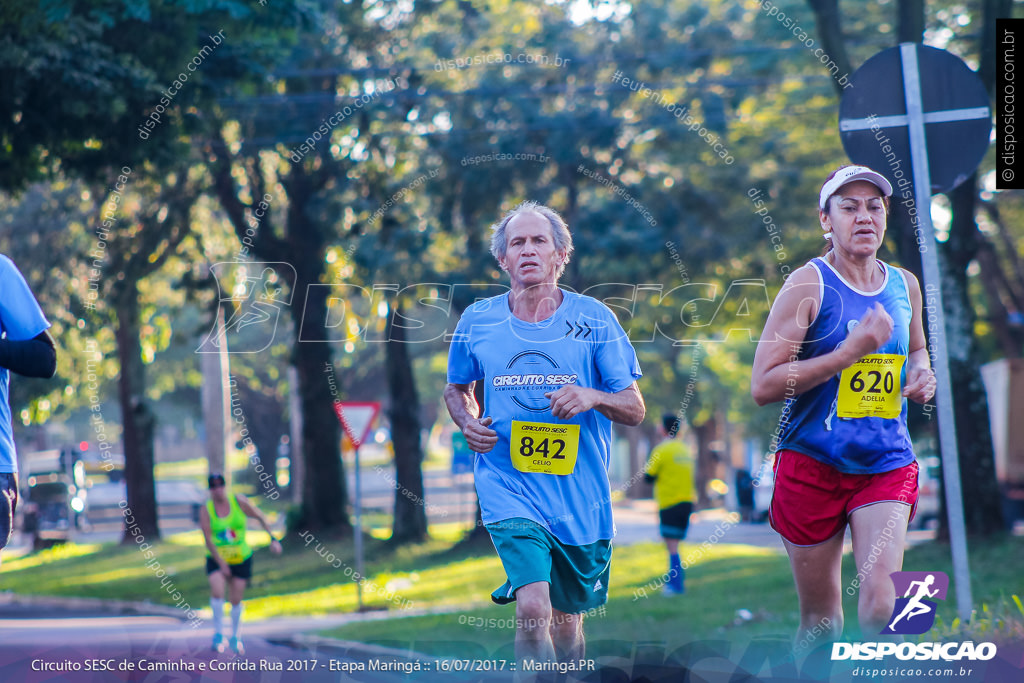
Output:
[
  {"xmin": 211, "ymin": 633, "xmax": 225, "ymax": 653},
  {"xmin": 230, "ymin": 637, "xmax": 245, "ymax": 655}
]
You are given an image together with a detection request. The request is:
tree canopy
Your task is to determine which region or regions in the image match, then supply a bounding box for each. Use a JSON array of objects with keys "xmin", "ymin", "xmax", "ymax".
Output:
[{"xmin": 2, "ymin": 0, "xmax": 1020, "ymax": 538}]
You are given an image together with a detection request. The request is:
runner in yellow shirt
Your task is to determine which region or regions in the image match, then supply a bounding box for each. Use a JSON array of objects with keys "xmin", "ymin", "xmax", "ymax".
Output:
[
  {"xmin": 644, "ymin": 414, "xmax": 696, "ymax": 595},
  {"xmin": 199, "ymin": 473, "xmax": 282, "ymax": 654}
]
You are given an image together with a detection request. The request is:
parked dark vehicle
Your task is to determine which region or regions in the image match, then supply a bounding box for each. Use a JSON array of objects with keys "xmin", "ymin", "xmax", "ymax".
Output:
[{"xmin": 21, "ymin": 472, "xmax": 86, "ymax": 550}]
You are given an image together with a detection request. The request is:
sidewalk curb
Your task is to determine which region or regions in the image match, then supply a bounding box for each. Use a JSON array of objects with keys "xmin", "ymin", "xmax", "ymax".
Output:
[
  {"xmin": 273, "ymin": 633, "xmax": 438, "ymax": 664},
  {"xmin": 0, "ymin": 591, "xmax": 191, "ymax": 621},
  {"xmin": 259, "ymin": 604, "xmax": 476, "ymax": 662}
]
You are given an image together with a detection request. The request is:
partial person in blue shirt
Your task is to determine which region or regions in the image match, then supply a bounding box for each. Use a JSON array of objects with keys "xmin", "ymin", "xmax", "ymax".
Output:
[
  {"xmin": 0, "ymin": 254, "xmax": 57, "ymax": 567},
  {"xmin": 445, "ymin": 201, "xmax": 644, "ymax": 666}
]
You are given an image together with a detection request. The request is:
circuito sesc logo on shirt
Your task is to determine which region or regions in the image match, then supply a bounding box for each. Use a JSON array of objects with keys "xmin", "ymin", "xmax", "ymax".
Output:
[{"xmin": 492, "ymin": 350, "xmax": 578, "ymax": 412}]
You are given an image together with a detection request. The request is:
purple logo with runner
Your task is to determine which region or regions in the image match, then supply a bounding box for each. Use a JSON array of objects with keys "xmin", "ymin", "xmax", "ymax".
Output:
[{"xmin": 882, "ymin": 571, "xmax": 949, "ymax": 635}]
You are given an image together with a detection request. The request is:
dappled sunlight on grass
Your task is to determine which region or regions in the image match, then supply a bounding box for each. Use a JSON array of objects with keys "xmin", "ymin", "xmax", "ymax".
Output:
[
  {"xmin": 2, "ymin": 538, "xmax": 205, "ymax": 600},
  {"xmin": 611, "ymin": 541, "xmax": 784, "ymax": 595},
  {"xmin": 247, "ymin": 585, "xmax": 362, "ymax": 619},
  {"xmin": 367, "ymin": 523, "xmax": 479, "ymax": 543},
  {"xmin": 249, "ymin": 543, "xmax": 504, "ymax": 620},
  {"xmin": 4, "ymin": 541, "xmax": 102, "ymax": 571},
  {"xmin": 424, "ymin": 522, "xmax": 478, "ymax": 543},
  {"xmin": 162, "ymin": 530, "xmax": 207, "ymax": 546}
]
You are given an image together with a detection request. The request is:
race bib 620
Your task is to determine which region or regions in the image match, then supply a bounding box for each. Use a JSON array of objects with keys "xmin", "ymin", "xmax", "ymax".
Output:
[
  {"xmin": 837, "ymin": 354, "xmax": 905, "ymax": 419},
  {"xmin": 510, "ymin": 421, "xmax": 580, "ymax": 475}
]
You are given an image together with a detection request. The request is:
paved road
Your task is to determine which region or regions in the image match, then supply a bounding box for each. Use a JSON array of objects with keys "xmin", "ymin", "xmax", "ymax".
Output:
[
  {"xmin": 0, "ymin": 603, "xmax": 521, "ymax": 683},
  {"xmin": 0, "ymin": 605, "xmax": 436, "ymax": 683}
]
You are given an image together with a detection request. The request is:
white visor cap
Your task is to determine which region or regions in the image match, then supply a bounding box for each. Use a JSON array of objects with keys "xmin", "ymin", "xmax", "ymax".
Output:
[{"xmin": 819, "ymin": 166, "xmax": 893, "ymax": 211}]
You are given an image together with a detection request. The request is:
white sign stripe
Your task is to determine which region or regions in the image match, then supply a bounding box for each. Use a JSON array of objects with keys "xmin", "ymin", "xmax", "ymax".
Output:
[
  {"xmin": 840, "ymin": 106, "xmax": 990, "ymax": 132},
  {"xmin": 923, "ymin": 106, "xmax": 990, "ymax": 123},
  {"xmin": 841, "ymin": 114, "xmax": 909, "ymax": 131}
]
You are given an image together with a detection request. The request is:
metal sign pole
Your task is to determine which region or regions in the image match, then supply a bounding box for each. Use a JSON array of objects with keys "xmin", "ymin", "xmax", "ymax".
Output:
[
  {"xmin": 353, "ymin": 442, "xmax": 365, "ymax": 611},
  {"xmin": 333, "ymin": 402, "xmax": 379, "ymax": 613},
  {"xmin": 900, "ymin": 43, "xmax": 973, "ymax": 621}
]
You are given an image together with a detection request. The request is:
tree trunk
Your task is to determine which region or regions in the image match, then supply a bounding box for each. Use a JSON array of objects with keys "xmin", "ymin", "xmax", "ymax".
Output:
[
  {"xmin": 692, "ymin": 415, "xmax": 718, "ymax": 509},
  {"xmin": 980, "ymin": 201, "xmax": 1024, "ymax": 312},
  {"xmin": 935, "ymin": 178, "xmax": 1004, "ymax": 537},
  {"xmin": 896, "ymin": 0, "xmax": 925, "ymax": 43},
  {"xmin": 386, "ymin": 304, "xmax": 428, "ymax": 543},
  {"xmin": 115, "ymin": 285, "xmax": 159, "ymax": 541},
  {"xmin": 975, "ymin": 241, "xmax": 1023, "ymax": 359},
  {"xmin": 807, "ymin": 0, "xmax": 855, "ymax": 96},
  {"xmin": 978, "ymin": 0, "xmax": 1015, "ymax": 92},
  {"xmin": 254, "ymin": 433, "xmax": 279, "ymax": 492},
  {"xmin": 624, "ymin": 424, "xmax": 649, "ymax": 500},
  {"xmin": 294, "ymin": 279, "xmax": 350, "ymax": 533},
  {"xmin": 236, "ymin": 383, "xmax": 284, "ymax": 495}
]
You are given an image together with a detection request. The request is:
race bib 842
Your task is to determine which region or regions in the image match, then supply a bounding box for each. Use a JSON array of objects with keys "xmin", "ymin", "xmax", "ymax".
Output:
[{"xmin": 510, "ymin": 421, "xmax": 580, "ymax": 475}]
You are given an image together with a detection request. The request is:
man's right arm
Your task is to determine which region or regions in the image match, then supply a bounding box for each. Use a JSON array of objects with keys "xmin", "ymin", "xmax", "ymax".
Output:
[
  {"xmin": 0, "ymin": 330, "xmax": 56, "ymax": 378},
  {"xmin": 444, "ymin": 382, "xmax": 498, "ymax": 453}
]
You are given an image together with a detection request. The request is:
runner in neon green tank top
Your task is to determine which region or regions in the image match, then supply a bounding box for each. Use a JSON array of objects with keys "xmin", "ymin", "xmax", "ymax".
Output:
[
  {"xmin": 207, "ymin": 493, "xmax": 253, "ymax": 564},
  {"xmin": 199, "ymin": 473, "xmax": 282, "ymax": 654}
]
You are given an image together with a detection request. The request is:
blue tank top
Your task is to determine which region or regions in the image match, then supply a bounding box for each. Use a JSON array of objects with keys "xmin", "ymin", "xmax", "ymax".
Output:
[{"xmin": 776, "ymin": 257, "xmax": 915, "ymax": 474}]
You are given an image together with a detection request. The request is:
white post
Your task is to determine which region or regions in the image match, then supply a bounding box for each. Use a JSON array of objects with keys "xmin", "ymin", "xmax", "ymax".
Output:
[
  {"xmin": 900, "ymin": 42, "xmax": 973, "ymax": 621},
  {"xmin": 288, "ymin": 365, "xmax": 303, "ymax": 504},
  {"xmin": 200, "ymin": 307, "xmax": 232, "ymax": 481}
]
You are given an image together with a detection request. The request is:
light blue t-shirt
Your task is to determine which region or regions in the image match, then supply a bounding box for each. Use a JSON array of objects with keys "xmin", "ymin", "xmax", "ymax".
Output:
[
  {"xmin": 0, "ymin": 255, "xmax": 51, "ymax": 473},
  {"xmin": 447, "ymin": 289, "xmax": 641, "ymax": 545}
]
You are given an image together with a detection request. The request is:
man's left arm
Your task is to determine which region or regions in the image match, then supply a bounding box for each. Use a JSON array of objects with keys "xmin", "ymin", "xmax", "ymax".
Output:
[{"xmin": 546, "ymin": 382, "xmax": 645, "ymax": 425}]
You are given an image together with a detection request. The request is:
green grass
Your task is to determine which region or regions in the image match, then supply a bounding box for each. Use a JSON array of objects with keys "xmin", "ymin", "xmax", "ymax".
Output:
[
  {"xmin": 2, "ymin": 524, "xmax": 1021, "ymax": 659},
  {"xmin": 322, "ymin": 541, "xmax": 798, "ymax": 657},
  {"xmin": 321, "ymin": 534, "xmax": 1024, "ymax": 657},
  {"xmin": 1, "ymin": 525, "xmax": 486, "ymax": 619}
]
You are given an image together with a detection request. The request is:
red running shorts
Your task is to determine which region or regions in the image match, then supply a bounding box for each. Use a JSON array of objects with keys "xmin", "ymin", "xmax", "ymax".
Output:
[{"xmin": 769, "ymin": 449, "xmax": 918, "ymax": 547}]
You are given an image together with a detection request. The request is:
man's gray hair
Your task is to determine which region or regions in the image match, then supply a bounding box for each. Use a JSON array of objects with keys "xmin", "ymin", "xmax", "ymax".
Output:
[{"xmin": 489, "ymin": 200, "xmax": 574, "ymax": 277}]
